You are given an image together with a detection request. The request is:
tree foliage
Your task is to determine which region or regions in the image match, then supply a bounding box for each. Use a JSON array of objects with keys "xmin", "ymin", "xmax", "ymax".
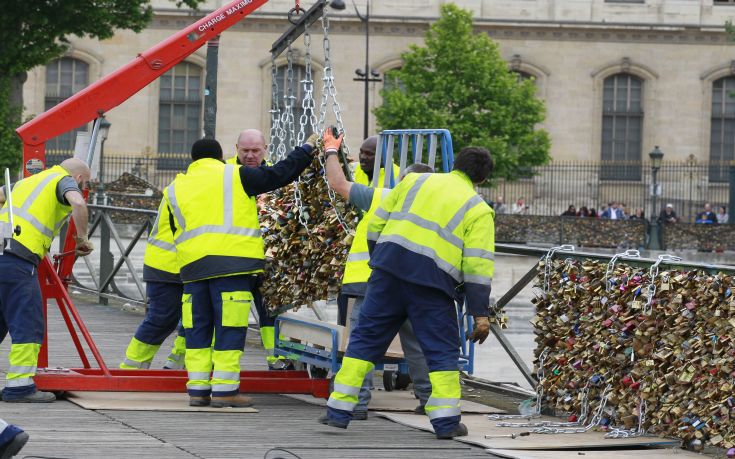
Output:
[
  {"xmin": 0, "ymin": 0, "xmax": 204, "ymax": 175},
  {"xmin": 374, "ymin": 4, "xmax": 551, "ymax": 180}
]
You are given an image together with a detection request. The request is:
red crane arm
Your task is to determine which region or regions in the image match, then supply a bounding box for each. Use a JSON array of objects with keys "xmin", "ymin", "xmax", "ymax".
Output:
[{"xmin": 16, "ymin": 0, "xmax": 270, "ymax": 176}]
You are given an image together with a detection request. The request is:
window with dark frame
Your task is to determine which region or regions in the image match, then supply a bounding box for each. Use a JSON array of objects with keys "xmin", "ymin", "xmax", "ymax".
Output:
[
  {"xmin": 274, "ymin": 63, "xmax": 309, "ymax": 149},
  {"xmin": 709, "ymin": 76, "xmax": 735, "ymax": 182},
  {"xmin": 157, "ymin": 62, "xmax": 203, "ymax": 170},
  {"xmin": 601, "ymin": 73, "xmax": 644, "ymax": 181},
  {"xmin": 45, "ymin": 57, "xmax": 89, "ymax": 153},
  {"xmin": 605, "ymin": 0, "xmax": 645, "ymax": 3},
  {"xmin": 714, "ymin": 0, "xmax": 735, "ymax": 5}
]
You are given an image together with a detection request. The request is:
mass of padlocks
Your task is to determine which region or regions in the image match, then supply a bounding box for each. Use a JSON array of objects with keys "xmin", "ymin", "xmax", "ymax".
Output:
[
  {"xmin": 259, "ymin": 154, "xmax": 358, "ymax": 315},
  {"xmin": 531, "ymin": 253, "xmax": 735, "ymax": 450}
]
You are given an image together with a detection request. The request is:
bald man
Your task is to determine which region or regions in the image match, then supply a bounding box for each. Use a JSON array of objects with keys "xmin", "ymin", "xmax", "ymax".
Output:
[
  {"xmin": 0, "ymin": 158, "xmax": 94, "ymax": 402},
  {"xmin": 227, "ymin": 130, "xmax": 292, "ymax": 370}
]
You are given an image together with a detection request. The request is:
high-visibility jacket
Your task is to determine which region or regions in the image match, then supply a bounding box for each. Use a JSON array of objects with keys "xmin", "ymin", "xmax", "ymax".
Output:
[
  {"xmin": 225, "ymin": 155, "xmax": 239, "ymax": 166},
  {"xmin": 0, "ymin": 166, "xmax": 72, "ymax": 259},
  {"xmin": 341, "ymin": 187, "xmax": 389, "ymax": 296},
  {"xmin": 367, "ymin": 170, "xmax": 495, "ymax": 316},
  {"xmin": 143, "ymin": 190, "xmax": 180, "ymax": 283},
  {"xmin": 352, "ymin": 163, "xmax": 401, "ymax": 188},
  {"xmin": 165, "ymin": 158, "xmax": 263, "ymax": 282}
]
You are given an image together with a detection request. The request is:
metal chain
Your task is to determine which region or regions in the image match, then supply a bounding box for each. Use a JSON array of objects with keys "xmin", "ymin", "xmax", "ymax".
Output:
[
  {"xmin": 531, "ymin": 384, "xmax": 612, "ymax": 434},
  {"xmin": 497, "ymin": 380, "xmax": 591, "ymax": 429},
  {"xmin": 605, "ymin": 399, "xmax": 648, "ymax": 439},
  {"xmin": 645, "ymin": 254, "xmax": 682, "ymax": 314},
  {"xmin": 298, "ymin": 26, "xmax": 318, "ymax": 145},
  {"xmin": 604, "ymin": 249, "xmax": 640, "ymax": 292},
  {"xmin": 268, "ymin": 55, "xmax": 282, "ymax": 163},
  {"xmin": 279, "ymin": 43, "xmax": 297, "ymax": 159},
  {"xmin": 488, "ymin": 349, "xmax": 548, "ymax": 421},
  {"xmin": 542, "ymin": 245, "xmax": 575, "ymax": 292}
]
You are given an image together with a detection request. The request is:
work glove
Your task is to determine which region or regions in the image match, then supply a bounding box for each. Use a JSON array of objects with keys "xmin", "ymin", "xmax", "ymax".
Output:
[
  {"xmin": 468, "ymin": 316, "xmax": 490, "ymax": 344},
  {"xmin": 322, "ymin": 127, "xmax": 344, "ymax": 154},
  {"xmin": 74, "ymin": 235, "xmax": 95, "ymax": 257},
  {"xmin": 305, "ymin": 133, "xmax": 320, "ymax": 150}
]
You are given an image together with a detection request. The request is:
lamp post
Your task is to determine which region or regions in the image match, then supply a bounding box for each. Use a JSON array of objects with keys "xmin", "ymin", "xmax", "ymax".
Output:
[
  {"xmin": 98, "ymin": 118, "xmax": 111, "ymax": 205},
  {"xmin": 648, "ymin": 146, "xmax": 664, "ymax": 251},
  {"xmin": 331, "ymin": 0, "xmax": 381, "ymax": 140}
]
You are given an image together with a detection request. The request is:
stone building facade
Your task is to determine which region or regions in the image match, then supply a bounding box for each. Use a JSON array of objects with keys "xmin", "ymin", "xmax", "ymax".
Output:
[{"xmin": 20, "ymin": 0, "xmax": 735, "ymax": 170}]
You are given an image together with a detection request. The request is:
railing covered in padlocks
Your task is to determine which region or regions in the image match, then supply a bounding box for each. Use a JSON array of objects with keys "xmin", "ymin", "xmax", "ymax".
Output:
[{"xmin": 524, "ymin": 244, "xmax": 735, "ymax": 449}]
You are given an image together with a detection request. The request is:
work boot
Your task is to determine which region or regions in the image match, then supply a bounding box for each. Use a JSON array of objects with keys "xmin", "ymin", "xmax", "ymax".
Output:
[
  {"xmin": 0, "ymin": 429, "xmax": 29, "ymax": 459},
  {"xmin": 210, "ymin": 394, "xmax": 253, "ymax": 408},
  {"xmin": 189, "ymin": 396, "xmax": 211, "ymax": 407},
  {"xmin": 414, "ymin": 404, "xmax": 426, "ymax": 415},
  {"xmin": 267, "ymin": 359, "xmax": 295, "ymax": 371},
  {"xmin": 436, "ymin": 423, "xmax": 468, "ymax": 440},
  {"xmin": 3, "ymin": 390, "xmax": 56, "ymax": 403},
  {"xmin": 352, "ymin": 410, "xmax": 368, "ymax": 420},
  {"xmin": 318, "ymin": 414, "xmax": 347, "ymax": 429}
]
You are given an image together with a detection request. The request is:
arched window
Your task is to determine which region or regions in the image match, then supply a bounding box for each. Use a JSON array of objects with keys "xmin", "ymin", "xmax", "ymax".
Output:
[
  {"xmin": 601, "ymin": 73, "xmax": 643, "ymax": 180},
  {"xmin": 512, "ymin": 70, "xmax": 535, "ymax": 84},
  {"xmin": 45, "ymin": 57, "xmax": 89, "ymax": 152},
  {"xmin": 158, "ymin": 62, "xmax": 203, "ymax": 170},
  {"xmin": 709, "ymin": 76, "xmax": 735, "ymax": 182},
  {"xmin": 273, "ymin": 63, "xmax": 309, "ymax": 149}
]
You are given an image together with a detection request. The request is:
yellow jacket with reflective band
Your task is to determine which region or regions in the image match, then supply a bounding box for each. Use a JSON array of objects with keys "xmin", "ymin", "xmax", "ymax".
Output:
[
  {"xmin": 341, "ymin": 187, "xmax": 388, "ymax": 296},
  {"xmin": 0, "ymin": 165, "xmax": 72, "ymax": 259},
  {"xmin": 143, "ymin": 189, "xmax": 181, "ymax": 283},
  {"xmin": 366, "ymin": 170, "xmax": 495, "ymax": 316},
  {"xmin": 165, "ymin": 158, "xmax": 264, "ymax": 282},
  {"xmin": 352, "ymin": 163, "xmax": 400, "ymax": 188}
]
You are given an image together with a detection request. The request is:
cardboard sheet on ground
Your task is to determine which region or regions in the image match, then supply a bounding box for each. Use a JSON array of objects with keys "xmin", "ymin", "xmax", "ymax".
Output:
[
  {"xmin": 375, "ymin": 413, "xmax": 680, "ymax": 450},
  {"xmin": 66, "ymin": 391, "xmax": 258, "ymax": 413},
  {"xmin": 489, "ymin": 449, "xmax": 700, "ymax": 459},
  {"xmin": 285, "ymin": 391, "xmax": 504, "ymax": 414}
]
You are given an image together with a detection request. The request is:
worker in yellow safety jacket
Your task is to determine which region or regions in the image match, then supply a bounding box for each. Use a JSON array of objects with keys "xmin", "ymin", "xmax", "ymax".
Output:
[
  {"xmin": 225, "ymin": 129, "xmax": 292, "ymax": 370},
  {"xmin": 323, "ymin": 130, "xmax": 434, "ymax": 420},
  {"xmin": 0, "ymin": 158, "xmax": 94, "ymax": 403},
  {"xmin": 166, "ymin": 135, "xmax": 318, "ymax": 408},
  {"xmin": 320, "ymin": 146, "xmax": 496, "ymax": 439},
  {"xmin": 120, "ymin": 189, "xmax": 186, "ymax": 370}
]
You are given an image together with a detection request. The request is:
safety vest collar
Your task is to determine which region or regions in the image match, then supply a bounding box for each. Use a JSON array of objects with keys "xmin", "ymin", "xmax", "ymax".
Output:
[{"xmin": 450, "ymin": 169, "xmax": 474, "ymax": 187}]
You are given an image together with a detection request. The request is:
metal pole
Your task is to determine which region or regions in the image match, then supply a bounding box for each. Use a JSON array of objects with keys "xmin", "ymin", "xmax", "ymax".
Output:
[
  {"xmin": 363, "ymin": 1, "xmax": 370, "ymax": 140},
  {"xmin": 203, "ymin": 35, "xmax": 220, "ymax": 139},
  {"xmin": 649, "ymin": 167, "xmax": 661, "ymax": 250},
  {"xmin": 98, "ymin": 137, "xmax": 106, "ymax": 205},
  {"xmin": 729, "ymin": 162, "xmax": 735, "ymax": 225}
]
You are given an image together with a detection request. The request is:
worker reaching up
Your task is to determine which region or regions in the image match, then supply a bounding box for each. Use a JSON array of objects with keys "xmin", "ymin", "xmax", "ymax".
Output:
[
  {"xmin": 226, "ymin": 129, "xmax": 293, "ymax": 370},
  {"xmin": 166, "ymin": 134, "xmax": 319, "ymax": 408},
  {"xmin": 322, "ymin": 128, "xmax": 433, "ymax": 419},
  {"xmin": 0, "ymin": 158, "xmax": 94, "ymax": 403},
  {"xmin": 320, "ymin": 145, "xmax": 496, "ymax": 439}
]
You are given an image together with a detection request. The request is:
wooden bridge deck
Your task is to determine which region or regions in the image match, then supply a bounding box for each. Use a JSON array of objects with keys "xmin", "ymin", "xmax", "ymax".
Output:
[{"xmin": 0, "ymin": 294, "xmax": 495, "ymax": 458}]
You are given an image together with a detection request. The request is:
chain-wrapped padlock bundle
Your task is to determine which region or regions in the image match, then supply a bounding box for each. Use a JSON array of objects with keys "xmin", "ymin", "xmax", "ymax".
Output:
[
  {"xmin": 259, "ymin": 154, "xmax": 358, "ymax": 315},
  {"xmin": 531, "ymin": 256, "xmax": 735, "ymax": 448}
]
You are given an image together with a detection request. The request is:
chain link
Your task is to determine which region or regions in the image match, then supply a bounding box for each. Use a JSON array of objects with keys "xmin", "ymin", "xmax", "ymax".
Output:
[
  {"xmin": 604, "ymin": 249, "xmax": 640, "ymax": 292},
  {"xmin": 278, "ymin": 43, "xmax": 297, "ymax": 161},
  {"xmin": 268, "ymin": 55, "xmax": 282, "ymax": 163},
  {"xmin": 542, "ymin": 245, "xmax": 575, "ymax": 292},
  {"xmin": 605, "ymin": 399, "xmax": 648, "ymax": 438},
  {"xmin": 645, "ymin": 254, "xmax": 681, "ymax": 314},
  {"xmin": 531, "ymin": 384, "xmax": 612, "ymax": 434},
  {"xmin": 488, "ymin": 349, "xmax": 548, "ymax": 421}
]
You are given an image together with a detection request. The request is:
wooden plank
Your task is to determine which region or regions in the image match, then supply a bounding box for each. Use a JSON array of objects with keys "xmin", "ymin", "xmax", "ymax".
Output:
[
  {"xmin": 489, "ymin": 449, "xmax": 702, "ymax": 459},
  {"xmin": 285, "ymin": 391, "xmax": 505, "ymax": 414},
  {"xmin": 375, "ymin": 413, "xmax": 680, "ymax": 451},
  {"xmin": 66, "ymin": 391, "xmax": 258, "ymax": 413}
]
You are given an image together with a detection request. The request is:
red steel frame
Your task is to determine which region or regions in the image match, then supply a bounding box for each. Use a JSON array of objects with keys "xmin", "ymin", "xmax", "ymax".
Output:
[{"xmin": 15, "ymin": 0, "xmax": 329, "ymax": 398}]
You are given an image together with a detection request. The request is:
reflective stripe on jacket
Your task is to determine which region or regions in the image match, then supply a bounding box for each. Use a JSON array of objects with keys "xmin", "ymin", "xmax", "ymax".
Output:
[{"xmin": 143, "ymin": 190, "xmax": 181, "ymax": 283}]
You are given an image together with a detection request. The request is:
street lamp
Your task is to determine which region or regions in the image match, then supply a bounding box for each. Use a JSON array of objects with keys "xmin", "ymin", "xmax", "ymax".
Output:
[
  {"xmin": 648, "ymin": 146, "xmax": 664, "ymax": 251},
  {"xmin": 98, "ymin": 118, "xmax": 111, "ymax": 205},
  {"xmin": 338, "ymin": 0, "xmax": 382, "ymax": 140}
]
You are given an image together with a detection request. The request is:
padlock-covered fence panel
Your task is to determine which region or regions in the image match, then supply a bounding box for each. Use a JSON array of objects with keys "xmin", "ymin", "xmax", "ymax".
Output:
[
  {"xmin": 533, "ymin": 257, "xmax": 735, "ymax": 448},
  {"xmin": 662, "ymin": 223, "xmax": 735, "ymax": 252}
]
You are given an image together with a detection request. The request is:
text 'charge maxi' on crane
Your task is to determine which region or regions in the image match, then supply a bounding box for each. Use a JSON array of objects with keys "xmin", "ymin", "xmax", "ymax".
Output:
[{"xmin": 198, "ymin": 0, "xmax": 254, "ymax": 32}]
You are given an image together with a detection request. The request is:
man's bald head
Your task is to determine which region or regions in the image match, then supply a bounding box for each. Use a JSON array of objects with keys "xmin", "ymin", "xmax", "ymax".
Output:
[
  {"xmin": 359, "ymin": 136, "xmax": 379, "ymax": 175},
  {"xmin": 60, "ymin": 158, "xmax": 91, "ymax": 186},
  {"xmin": 236, "ymin": 129, "xmax": 268, "ymax": 168}
]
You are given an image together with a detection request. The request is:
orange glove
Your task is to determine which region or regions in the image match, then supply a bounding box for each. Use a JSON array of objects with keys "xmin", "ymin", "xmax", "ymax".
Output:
[{"xmin": 322, "ymin": 128, "xmax": 343, "ymax": 153}]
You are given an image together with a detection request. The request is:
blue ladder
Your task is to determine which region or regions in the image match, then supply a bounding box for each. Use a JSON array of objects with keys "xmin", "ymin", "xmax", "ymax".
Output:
[{"xmin": 371, "ymin": 129, "xmax": 455, "ymax": 188}]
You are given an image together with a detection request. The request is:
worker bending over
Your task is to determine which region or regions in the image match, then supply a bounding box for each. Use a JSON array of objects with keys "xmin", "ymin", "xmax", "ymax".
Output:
[
  {"xmin": 0, "ymin": 158, "xmax": 94, "ymax": 403},
  {"xmin": 321, "ymin": 147, "xmax": 495, "ymax": 439},
  {"xmin": 166, "ymin": 135, "xmax": 318, "ymax": 408},
  {"xmin": 226, "ymin": 129, "xmax": 292, "ymax": 370},
  {"xmin": 323, "ymin": 130, "xmax": 433, "ymax": 418},
  {"xmin": 120, "ymin": 190, "xmax": 186, "ymax": 370}
]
